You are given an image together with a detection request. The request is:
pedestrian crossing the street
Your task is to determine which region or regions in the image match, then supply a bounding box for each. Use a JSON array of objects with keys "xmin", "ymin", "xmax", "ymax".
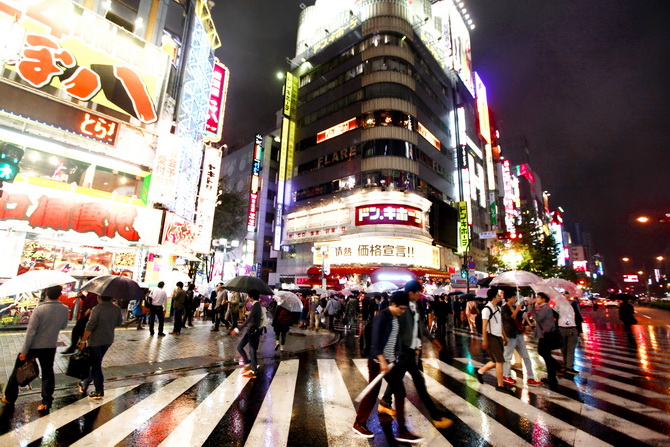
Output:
[{"xmin": 2, "ymin": 327, "xmax": 670, "ymax": 446}]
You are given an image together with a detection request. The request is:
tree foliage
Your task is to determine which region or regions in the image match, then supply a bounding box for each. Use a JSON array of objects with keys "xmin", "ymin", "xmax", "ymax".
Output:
[
  {"xmin": 212, "ymin": 175, "xmax": 247, "ymax": 242},
  {"xmin": 488, "ymin": 206, "xmax": 560, "ymax": 277}
]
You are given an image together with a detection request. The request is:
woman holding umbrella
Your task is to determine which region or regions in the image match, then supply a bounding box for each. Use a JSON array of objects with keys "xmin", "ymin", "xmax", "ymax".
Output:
[{"xmin": 273, "ymin": 302, "xmax": 293, "ymax": 352}]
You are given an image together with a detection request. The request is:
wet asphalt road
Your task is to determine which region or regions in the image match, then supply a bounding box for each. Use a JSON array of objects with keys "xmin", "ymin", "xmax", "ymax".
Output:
[{"xmin": 1, "ymin": 310, "xmax": 670, "ymax": 446}]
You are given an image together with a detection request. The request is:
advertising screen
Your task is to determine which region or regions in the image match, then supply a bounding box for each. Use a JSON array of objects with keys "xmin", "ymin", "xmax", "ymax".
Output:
[{"xmin": 0, "ymin": 0, "xmax": 169, "ymax": 124}]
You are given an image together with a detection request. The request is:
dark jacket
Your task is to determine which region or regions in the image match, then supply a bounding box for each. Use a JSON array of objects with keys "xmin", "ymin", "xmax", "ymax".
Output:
[
  {"xmin": 241, "ymin": 300, "xmax": 262, "ymax": 331},
  {"xmin": 370, "ymin": 308, "xmax": 398, "ymax": 360},
  {"xmin": 396, "ymin": 301, "xmax": 434, "ymax": 354}
]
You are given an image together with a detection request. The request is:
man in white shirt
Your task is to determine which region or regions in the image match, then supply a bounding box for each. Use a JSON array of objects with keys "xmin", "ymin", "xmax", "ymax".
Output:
[
  {"xmin": 554, "ymin": 290, "xmax": 578, "ymax": 375},
  {"xmin": 476, "ymin": 288, "xmax": 511, "ymax": 393},
  {"xmin": 149, "ymin": 281, "xmax": 167, "ymax": 336}
]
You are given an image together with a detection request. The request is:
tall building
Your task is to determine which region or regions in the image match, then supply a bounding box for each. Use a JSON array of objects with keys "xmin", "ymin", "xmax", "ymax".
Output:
[
  {"xmin": 0, "ymin": 0, "xmax": 224, "ymax": 325},
  {"xmin": 275, "ymin": 0, "xmax": 496, "ymax": 288}
]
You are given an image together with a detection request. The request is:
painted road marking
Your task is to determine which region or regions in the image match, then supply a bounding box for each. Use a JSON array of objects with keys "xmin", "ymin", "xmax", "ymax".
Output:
[
  {"xmin": 159, "ymin": 369, "xmax": 249, "ymax": 447},
  {"xmin": 244, "ymin": 360, "xmax": 300, "ymax": 447},
  {"xmin": 72, "ymin": 374, "xmax": 206, "ymax": 447}
]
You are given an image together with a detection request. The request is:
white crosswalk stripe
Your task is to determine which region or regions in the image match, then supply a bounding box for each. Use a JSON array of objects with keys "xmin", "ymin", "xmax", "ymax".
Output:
[
  {"xmin": 451, "ymin": 358, "xmax": 668, "ymax": 445},
  {"xmin": 317, "ymin": 359, "xmax": 369, "ymax": 446},
  {"xmin": 433, "ymin": 358, "xmax": 609, "ymax": 446},
  {"xmin": 352, "ymin": 359, "xmax": 452, "ymax": 446},
  {"xmin": 0, "ymin": 385, "xmax": 139, "ymax": 446},
  {"xmin": 158, "ymin": 369, "xmax": 249, "ymax": 447},
  {"xmin": 72, "ymin": 374, "xmax": 206, "ymax": 447},
  {"xmin": 244, "ymin": 359, "xmax": 300, "ymax": 447},
  {"xmin": 3, "ymin": 325, "xmax": 670, "ymax": 446}
]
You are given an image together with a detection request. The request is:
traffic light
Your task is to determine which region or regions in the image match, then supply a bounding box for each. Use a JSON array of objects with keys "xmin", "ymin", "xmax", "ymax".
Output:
[
  {"xmin": 460, "ymin": 265, "xmax": 468, "ymax": 279},
  {"xmin": 0, "ymin": 142, "xmax": 24, "ymax": 183}
]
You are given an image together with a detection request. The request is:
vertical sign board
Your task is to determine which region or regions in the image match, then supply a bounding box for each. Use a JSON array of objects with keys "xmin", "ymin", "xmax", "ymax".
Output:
[
  {"xmin": 458, "ymin": 201, "xmax": 469, "ymax": 254},
  {"xmin": 203, "ymin": 62, "xmax": 230, "ymax": 142},
  {"xmin": 247, "ymin": 134, "xmax": 263, "ymax": 232},
  {"xmin": 193, "ymin": 146, "xmax": 222, "ymax": 252},
  {"xmin": 275, "ymin": 72, "xmax": 298, "ymax": 249}
]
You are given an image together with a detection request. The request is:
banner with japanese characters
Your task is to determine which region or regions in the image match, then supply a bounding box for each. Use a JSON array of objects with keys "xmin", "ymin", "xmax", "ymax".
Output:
[
  {"xmin": 313, "ymin": 237, "xmax": 440, "ymax": 270},
  {"xmin": 0, "ymin": 181, "xmax": 162, "ymax": 245},
  {"xmin": 0, "ymin": 0, "xmax": 169, "ymax": 125},
  {"xmin": 355, "ymin": 204, "xmax": 424, "ymax": 228}
]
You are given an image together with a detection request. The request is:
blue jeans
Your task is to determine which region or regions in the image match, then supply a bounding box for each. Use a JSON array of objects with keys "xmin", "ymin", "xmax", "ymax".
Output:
[
  {"xmin": 83, "ymin": 344, "xmax": 110, "ymax": 394},
  {"xmin": 237, "ymin": 330, "xmax": 260, "ymax": 373},
  {"xmin": 503, "ymin": 335, "xmax": 535, "ymax": 379},
  {"xmin": 4, "ymin": 348, "xmax": 56, "ymax": 406}
]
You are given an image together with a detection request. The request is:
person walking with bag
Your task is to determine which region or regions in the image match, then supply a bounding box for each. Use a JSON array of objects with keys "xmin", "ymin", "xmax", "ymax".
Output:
[
  {"xmin": 529, "ymin": 292, "xmax": 562, "ymax": 391},
  {"xmin": 2, "ymin": 286, "xmax": 69, "ymax": 413},
  {"xmin": 500, "ymin": 290, "xmax": 542, "ymax": 386},
  {"xmin": 273, "ymin": 304, "xmax": 292, "ymax": 351},
  {"xmin": 77, "ymin": 295, "xmax": 123, "ymax": 399},
  {"xmin": 230, "ymin": 289, "xmax": 263, "ymax": 379},
  {"xmin": 63, "ymin": 291, "xmax": 98, "ymax": 354}
]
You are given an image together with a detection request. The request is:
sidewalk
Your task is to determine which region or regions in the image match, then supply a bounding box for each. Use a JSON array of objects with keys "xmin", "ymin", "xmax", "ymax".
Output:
[{"xmin": 0, "ymin": 319, "xmax": 339, "ymax": 393}]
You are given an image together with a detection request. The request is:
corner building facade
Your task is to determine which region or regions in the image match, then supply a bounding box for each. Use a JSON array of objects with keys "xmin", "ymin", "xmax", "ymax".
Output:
[{"xmin": 277, "ymin": 0, "xmax": 493, "ymax": 287}]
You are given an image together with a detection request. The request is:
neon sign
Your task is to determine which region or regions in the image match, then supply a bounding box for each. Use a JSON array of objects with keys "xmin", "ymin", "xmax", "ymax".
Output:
[
  {"xmin": 78, "ymin": 112, "xmax": 117, "ymax": 145},
  {"xmin": 355, "ymin": 205, "xmax": 423, "ymax": 228},
  {"xmin": 316, "ymin": 117, "xmax": 358, "ymax": 143},
  {"xmin": 247, "ymin": 134, "xmax": 263, "ymax": 232},
  {"xmin": 417, "ymin": 122, "xmax": 441, "ymax": 151},
  {"xmin": 204, "ymin": 62, "xmax": 229, "ymax": 142}
]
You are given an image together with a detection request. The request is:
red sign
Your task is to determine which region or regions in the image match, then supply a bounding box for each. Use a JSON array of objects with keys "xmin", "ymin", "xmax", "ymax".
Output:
[
  {"xmin": 316, "ymin": 118, "xmax": 358, "ymax": 143},
  {"xmin": 204, "ymin": 62, "xmax": 229, "ymax": 141},
  {"xmin": 355, "ymin": 205, "xmax": 423, "ymax": 228},
  {"xmin": 623, "ymin": 275, "xmax": 639, "ymax": 283},
  {"xmin": 0, "ymin": 193, "xmax": 139, "ymax": 241},
  {"xmin": 78, "ymin": 111, "xmax": 118, "ymax": 145},
  {"xmin": 247, "ymin": 192, "xmax": 258, "ymax": 231}
]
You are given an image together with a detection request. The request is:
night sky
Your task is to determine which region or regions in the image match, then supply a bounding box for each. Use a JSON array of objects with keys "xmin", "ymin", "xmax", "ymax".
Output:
[{"xmin": 212, "ymin": 0, "xmax": 670, "ymax": 279}]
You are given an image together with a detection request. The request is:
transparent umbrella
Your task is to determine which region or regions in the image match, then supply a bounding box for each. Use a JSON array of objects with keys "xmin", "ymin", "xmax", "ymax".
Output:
[
  {"xmin": 0, "ymin": 270, "xmax": 77, "ymax": 297},
  {"xmin": 275, "ymin": 291, "xmax": 303, "ymax": 312},
  {"xmin": 489, "ymin": 270, "xmax": 543, "ymax": 287},
  {"xmin": 365, "ymin": 281, "xmax": 399, "ymax": 294},
  {"xmin": 543, "ymin": 278, "xmax": 581, "ymax": 298}
]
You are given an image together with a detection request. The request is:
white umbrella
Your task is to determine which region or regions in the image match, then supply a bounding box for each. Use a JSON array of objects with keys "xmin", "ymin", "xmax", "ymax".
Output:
[
  {"xmin": 313, "ymin": 287, "xmax": 327, "ymax": 295},
  {"xmin": 0, "ymin": 270, "xmax": 77, "ymax": 297},
  {"xmin": 543, "ymin": 278, "xmax": 581, "ymax": 297},
  {"xmin": 421, "ymin": 293, "xmax": 434, "ymax": 301},
  {"xmin": 275, "ymin": 291, "xmax": 303, "ymax": 312},
  {"xmin": 489, "ymin": 270, "xmax": 543, "ymax": 287},
  {"xmin": 432, "ymin": 287, "xmax": 450, "ymax": 295},
  {"xmin": 365, "ymin": 281, "xmax": 399, "ymax": 294}
]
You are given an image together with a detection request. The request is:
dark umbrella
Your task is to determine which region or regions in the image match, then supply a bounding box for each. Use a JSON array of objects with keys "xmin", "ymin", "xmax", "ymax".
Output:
[
  {"xmin": 477, "ymin": 276, "xmax": 494, "ymax": 287},
  {"xmin": 224, "ymin": 276, "xmax": 274, "ymax": 295},
  {"xmin": 81, "ymin": 275, "xmax": 143, "ymax": 300},
  {"xmin": 609, "ymin": 293, "xmax": 637, "ymax": 301},
  {"xmin": 447, "ymin": 291, "xmax": 464, "ymax": 297}
]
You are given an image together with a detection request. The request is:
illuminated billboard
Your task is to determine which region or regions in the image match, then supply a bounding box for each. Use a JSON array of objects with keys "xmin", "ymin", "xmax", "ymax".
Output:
[
  {"xmin": 276, "ymin": 72, "xmax": 299, "ymax": 249},
  {"xmin": 0, "ymin": 0, "xmax": 169, "ymax": 124},
  {"xmin": 448, "ymin": 1, "xmax": 474, "ymax": 96},
  {"xmin": 314, "ymin": 237, "xmax": 440, "ymax": 269},
  {"xmin": 247, "ymin": 134, "xmax": 263, "ymax": 232},
  {"xmin": 316, "ymin": 118, "xmax": 358, "ymax": 144},
  {"xmin": 417, "ymin": 122, "xmax": 441, "ymax": 151},
  {"xmin": 475, "ymin": 72, "xmax": 491, "ymax": 144},
  {"xmin": 204, "ymin": 62, "xmax": 229, "ymax": 142},
  {"xmin": 0, "ymin": 181, "xmax": 162, "ymax": 245},
  {"xmin": 355, "ymin": 205, "xmax": 424, "ymax": 228}
]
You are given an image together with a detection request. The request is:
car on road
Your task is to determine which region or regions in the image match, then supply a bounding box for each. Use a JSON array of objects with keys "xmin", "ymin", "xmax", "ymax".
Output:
[
  {"xmin": 604, "ymin": 299, "xmax": 620, "ymax": 307},
  {"xmin": 579, "ymin": 298, "xmax": 592, "ymax": 308}
]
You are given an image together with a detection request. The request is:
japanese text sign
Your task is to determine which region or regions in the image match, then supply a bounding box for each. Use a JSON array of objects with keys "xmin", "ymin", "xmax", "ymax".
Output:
[
  {"xmin": 0, "ymin": 0, "xmax": 169, "ymax": 124},
  {"xmin": 355, "ymin": 204, "xmax": 423, "ymax": 228}
]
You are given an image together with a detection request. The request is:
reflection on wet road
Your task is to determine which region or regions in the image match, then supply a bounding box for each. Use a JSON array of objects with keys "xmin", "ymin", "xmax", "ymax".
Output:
[{"xmin": 2, "ymin": 317, "xmax": 670, "ymax": 446}]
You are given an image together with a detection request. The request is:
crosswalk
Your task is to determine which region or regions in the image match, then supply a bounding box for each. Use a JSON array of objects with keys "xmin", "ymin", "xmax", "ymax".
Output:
[{"xmin": 2, "ymin": 325, "xmax": 670, "ymax": 446}]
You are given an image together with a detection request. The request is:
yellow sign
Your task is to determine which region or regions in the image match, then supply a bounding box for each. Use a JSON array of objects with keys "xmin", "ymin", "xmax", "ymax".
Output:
[{"xmin": 458, "ymin": 201, "xmax": 469, "ymax": 253}]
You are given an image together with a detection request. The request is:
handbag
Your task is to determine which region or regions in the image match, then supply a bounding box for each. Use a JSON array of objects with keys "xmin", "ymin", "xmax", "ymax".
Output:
[
  {"xmin": 537, "ymin": 319, "xmax": 563, "ymax": 350},
  {"xmin": 16, "ymin": 357, "xmax": 40, "ymax": 387},
  {"xmin": 66, "ymin": 349, "xmax": 92, "ymax": 380}
]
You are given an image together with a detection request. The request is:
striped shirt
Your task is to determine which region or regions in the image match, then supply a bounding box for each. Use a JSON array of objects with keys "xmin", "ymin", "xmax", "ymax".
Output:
[{"xmin": 383, "ymin": 317, "xmax": 399, "ymax": 361}]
